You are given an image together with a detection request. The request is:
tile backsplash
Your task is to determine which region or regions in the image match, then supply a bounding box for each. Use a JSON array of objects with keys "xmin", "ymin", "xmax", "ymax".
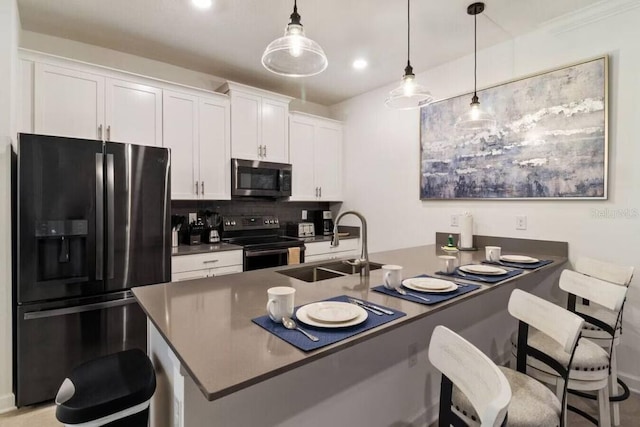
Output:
[{"xmin": 172, "ymin": 199, "xmax": 336, "ymax": 226}]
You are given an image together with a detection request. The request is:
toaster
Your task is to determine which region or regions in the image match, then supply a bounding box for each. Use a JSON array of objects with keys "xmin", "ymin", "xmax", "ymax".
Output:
[{"xmin": 286, "ymin": 222, "xmax": 315, "ymax": 238}]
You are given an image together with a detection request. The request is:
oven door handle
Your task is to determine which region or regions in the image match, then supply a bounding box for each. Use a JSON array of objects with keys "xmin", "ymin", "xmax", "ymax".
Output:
[{"xmin": 245, "ymin": 248, "xmax": 298, "ymax": 257}]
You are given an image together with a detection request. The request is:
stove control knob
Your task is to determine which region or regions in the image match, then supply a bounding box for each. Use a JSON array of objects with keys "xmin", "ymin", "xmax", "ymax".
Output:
[
  {"xmin": 231, "ymin": 221, "xmax": 236, "ymax": 226},
  {"xmin": 224, "ymin": 221, "xmax": 230, "ymax": 226},
  {"xmin": 264, "ymin": 220, "xmax": 269, "ymax": 224},
  {"xmin": 274, "ymin": 219, "xmax": 279, "ymax": 224},
  {"xmin": 268, "ymin": 220, "xmax": 273, "ymax": 224}
]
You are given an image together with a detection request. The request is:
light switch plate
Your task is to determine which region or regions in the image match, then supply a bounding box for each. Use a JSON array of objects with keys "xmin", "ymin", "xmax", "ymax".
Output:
[
  {"xmin": 451, "ymin": 214, "xmax": 459, "ymax": 227},
  {"xmin": 301, "ymin": 210, "xmax": 307, "ymax": 220},
  {"xmin": 516, "ymin": 215, "xmax": 527, "ymax": 230}
]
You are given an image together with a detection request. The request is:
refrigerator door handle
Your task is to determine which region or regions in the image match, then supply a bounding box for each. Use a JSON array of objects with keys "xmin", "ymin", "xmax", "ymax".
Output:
[
  {"xmin": 106, "ymin": 153, "xmax": 115, "ymax": 280},
  {"xmin": 23, "ymin": 294, "xmax": 137, "ymax": 320},
  {"xmin": 95, "ymin": 153, "xmax": 104, "ymax": 281}
]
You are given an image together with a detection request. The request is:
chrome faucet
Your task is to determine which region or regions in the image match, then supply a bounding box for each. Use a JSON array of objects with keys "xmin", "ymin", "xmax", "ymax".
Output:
[{"xmin": 331, "ymin": 211, "xmax": 369, "ymax": 277}]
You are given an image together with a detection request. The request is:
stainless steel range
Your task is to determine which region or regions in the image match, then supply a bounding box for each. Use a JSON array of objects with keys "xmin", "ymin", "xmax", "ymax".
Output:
[{"xmin": 221, "ymin": 215, "xmax": 305, "ymax": 271}]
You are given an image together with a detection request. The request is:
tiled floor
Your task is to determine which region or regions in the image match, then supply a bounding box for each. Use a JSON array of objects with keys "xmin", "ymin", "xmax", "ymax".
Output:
[{"xmin": 1, "ymin": 392, "xmax": 639, "ymax": 426}]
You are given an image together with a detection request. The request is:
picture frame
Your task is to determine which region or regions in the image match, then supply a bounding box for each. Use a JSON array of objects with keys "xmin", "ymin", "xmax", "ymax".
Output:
[{"xmin": 419, "ymin": 56, "xmax": 608, "ymax": 200}]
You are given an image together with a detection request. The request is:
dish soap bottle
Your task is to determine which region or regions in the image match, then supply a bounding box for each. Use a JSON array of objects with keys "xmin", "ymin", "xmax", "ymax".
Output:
[{"xmin": 447, "ymin": 234, "xmax": 456, "ymax": 248}]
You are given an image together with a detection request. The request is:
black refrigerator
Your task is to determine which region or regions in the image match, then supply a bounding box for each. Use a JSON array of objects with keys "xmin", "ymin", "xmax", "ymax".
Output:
[{"xmin": 13, "ymin": 133, "xmax": 171, "ymax": 407}]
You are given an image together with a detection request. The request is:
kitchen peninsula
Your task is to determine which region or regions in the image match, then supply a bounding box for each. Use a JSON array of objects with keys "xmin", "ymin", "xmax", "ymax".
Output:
[{"xmin": 133, "ymin": 235, "xmax": 567, "ymax": 427}]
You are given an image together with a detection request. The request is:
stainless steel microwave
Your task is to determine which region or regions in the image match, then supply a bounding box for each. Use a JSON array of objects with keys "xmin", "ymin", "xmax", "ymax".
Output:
[{"xmin": 231, "ymin": 159, "xmax": 292, "ymax": 198}]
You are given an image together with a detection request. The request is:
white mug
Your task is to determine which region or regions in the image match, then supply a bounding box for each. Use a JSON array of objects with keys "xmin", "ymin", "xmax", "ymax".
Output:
[
  {"xmin": 438, "ymin": 255, "xmax": 458, "ymax": 274},
  {"xmin": 485, "ymin": 246, "xmax": 502, "ymax": 262},
  {"xmin": 382, "ymin": 265, "xmax": 403, "ymax": 289},
  {"xmin": 266, "ymin": 286, "xmax": 295, "ymax": 322}
]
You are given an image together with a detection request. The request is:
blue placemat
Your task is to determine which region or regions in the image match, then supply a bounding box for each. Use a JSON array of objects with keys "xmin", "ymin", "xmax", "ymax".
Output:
[
  {"xmin": 372, "ymin": 275, "xmax": 480, "ymax": 305},
  {"xmin": 482, "ymin": 259, "xmax": 553, "ymax": 269},
  {"xmin": 436, "ymin": 266, "xmax": 524, "ymax": 283},
  {"xmin": 252, "ymin": 295, "xmax": 406, "ymax": 352}
]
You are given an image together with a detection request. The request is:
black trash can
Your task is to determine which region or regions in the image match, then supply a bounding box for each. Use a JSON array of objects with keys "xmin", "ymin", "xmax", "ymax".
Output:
[{"xmin": 55, "ymin": 348, "xmax": 156, "ymax": 426}]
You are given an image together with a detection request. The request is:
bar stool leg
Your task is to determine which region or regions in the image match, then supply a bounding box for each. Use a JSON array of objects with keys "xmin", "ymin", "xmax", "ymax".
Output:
[
  {"xmin": 598, "ymin": 385, "xmax": 612, "ymax": 427},
  {"xmin": 610, "ymin": 346, "xmax": 620, "ymax": 426}
]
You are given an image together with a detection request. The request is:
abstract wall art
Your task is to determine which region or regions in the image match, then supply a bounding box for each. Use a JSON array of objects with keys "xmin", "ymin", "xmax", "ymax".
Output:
[{"xmin": 420, "ymin": 56, "xmax": 608, "ymax": 200}]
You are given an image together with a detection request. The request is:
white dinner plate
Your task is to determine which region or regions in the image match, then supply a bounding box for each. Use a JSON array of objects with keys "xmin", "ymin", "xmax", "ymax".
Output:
[
  {"xmin": 402, "ymin": 279, "xmax": 458, "ymax": 294},
  {"xmin": 295, "ymin": 303, "xmax": 368, "ymax": 328},
  {"xmin": 500, "ymin": 255, "xmax": 539, "ymax": 264},
  {"xmin": 459, "ymin": 265, "xmax": 508, "ymax": 276},
  {"xmin": 402, "ymin": 277, "xmax": 453, "ymax": 290},
  {"xmin": 305, "ymin": 301, "xmax": 361, "ymax": 323}
]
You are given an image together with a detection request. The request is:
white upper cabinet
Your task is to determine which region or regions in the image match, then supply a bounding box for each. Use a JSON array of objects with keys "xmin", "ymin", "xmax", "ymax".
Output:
[
  {"xmin": 198, "ymin": 96, "xmax": 230, "ymax": 200},
  {"xmin": 163, "ymin": 89, "xmax": 230, "ymax": 200},
  {"xmin": 105, "ymin": 78, "xmax": 162, "ymax": 146},
  {"xmin": 34, "ymin": 63, "xmax": 104, "ymax": 140},
  {"xmin": 289, "ymin": 112, "xmax": 343, "ymax": 201},
  {"xmin": 221, "ymin": 82, "xmax": 292, "ymax": 163},
  {"xmin": 34, "ymin": 62, "xmax": 162, "ymax": 145}
]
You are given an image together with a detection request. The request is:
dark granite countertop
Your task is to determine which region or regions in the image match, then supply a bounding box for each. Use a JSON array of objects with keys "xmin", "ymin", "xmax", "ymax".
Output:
[{"xmin": 171, "ymin": 243, "xmax": 243, "ymax": 256}]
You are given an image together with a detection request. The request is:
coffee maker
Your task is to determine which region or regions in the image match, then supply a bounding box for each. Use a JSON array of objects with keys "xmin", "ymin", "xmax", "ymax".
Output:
[{"xmin": 310, "ymin": 210, "xmax": 334, "ymax": 236}]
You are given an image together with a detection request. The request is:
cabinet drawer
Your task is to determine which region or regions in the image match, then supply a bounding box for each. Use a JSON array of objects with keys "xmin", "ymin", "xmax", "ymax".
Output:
[
  {"xmin": 171, "ymin": 264, "xmax": 243, "ymax": 282},
  {"xmin": 172, "ymin": 250, "xmax": 242, "ymax": 273},
  {"xmin": 304, "ymin": 239, "xmax": 359, "ymax": 257}
]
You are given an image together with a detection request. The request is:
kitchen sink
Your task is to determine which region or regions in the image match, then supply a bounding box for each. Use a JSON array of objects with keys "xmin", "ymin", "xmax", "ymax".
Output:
[{"xmin": 277, "ymin": 259, "xmax": 383, "ymax": 283}]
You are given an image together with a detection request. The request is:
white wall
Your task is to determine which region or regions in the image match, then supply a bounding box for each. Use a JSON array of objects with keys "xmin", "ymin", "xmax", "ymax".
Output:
[
  {"xmin": 0, "ymin": 0, "xmax": 19, "ymax": 414},
  {"xmin": 20, "ymin": 30, "xmax": 333, "ymax": 118},
  {"xmin": 332, "ymin": 3, "xmax": 640, "ymax": 389}
]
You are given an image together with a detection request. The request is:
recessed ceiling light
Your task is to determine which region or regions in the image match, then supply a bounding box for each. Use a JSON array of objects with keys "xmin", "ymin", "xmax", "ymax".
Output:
[
  {"xmin": 192, "ymin": 0, "xmax": 212, "ymax": 9},
  {"xmin": 352, "ymin": 59, "xmax": 368, "ymax": 70}
]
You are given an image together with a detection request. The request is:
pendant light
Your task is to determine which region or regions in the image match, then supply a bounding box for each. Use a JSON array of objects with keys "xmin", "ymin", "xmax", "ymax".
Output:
[
  {"xmin": 385, "ymin": 0, "xmax": 433, "ymax": 110},
  {"xmin": 261, "ymin": 0, "xmax": 328, "ymax": 77},
  {"xmin": 455, "ymin": 2, "xmax": 496, "ymax": 131}
]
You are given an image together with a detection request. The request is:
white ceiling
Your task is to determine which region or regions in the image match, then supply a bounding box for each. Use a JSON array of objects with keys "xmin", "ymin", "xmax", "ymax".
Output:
[{"xmin": 17, "ymin": 0, "xmax": 602, "ymax": 105}]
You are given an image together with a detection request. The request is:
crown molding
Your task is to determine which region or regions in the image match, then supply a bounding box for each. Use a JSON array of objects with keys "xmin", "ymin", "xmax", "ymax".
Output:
[{"xmin": 541, "ymin": 0, "xmax": 640, "ymax": 35}]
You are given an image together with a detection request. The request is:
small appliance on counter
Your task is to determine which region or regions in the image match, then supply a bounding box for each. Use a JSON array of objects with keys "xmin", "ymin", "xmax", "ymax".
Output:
[
  {"xmin": 188, "ymin": 220, "xmax": 205, "ymax": 245},
  {"xmin": 286, "ymin": 222, "xmax": 315, "ymax": 238},
  {"xmin": 201, "ymin": 210, "xmax": 222, "ymax": 243},
  {"xmin": 310, "ymin": 210, "xmax": 334, "ymax": 236}
]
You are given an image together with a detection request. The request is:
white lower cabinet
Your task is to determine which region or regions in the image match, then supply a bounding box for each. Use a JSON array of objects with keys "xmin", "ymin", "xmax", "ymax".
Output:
[
  {"xmin": 304, "ymin": 239, "xmax": 359, "ymax": 263},
  {"xmin": 171, "ymin": 250, "xmax": 242, "ymax": 282}
]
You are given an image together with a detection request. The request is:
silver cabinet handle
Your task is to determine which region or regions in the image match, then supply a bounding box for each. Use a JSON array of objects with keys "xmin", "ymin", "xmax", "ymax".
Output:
[
  {"xmin": 319, "ymin": 187, "xmax": 322, "ymax": 198},
  {"xmin": 195, "ymin": 181, "xmax": 199, "ymax": 195},
  {"xmin": 263, "ymin": 145, "xmax": 267, "ymax": 157},
  {"xmin": 201, "ymin": 181, "xmax": 205, "ymax": 195},
  {"xmin": 106, "ymin": 125, "xmax": 111, "ymax": 141},
  {"xmin": 258, "ymin": 145, "xmax": 262, "ymax": 158},
  {"xmin": 98, "ymin": 124, "xmax": 103, "ymax": 140},
  {"xmin": 203, "ymin": 259, "xmax": 219, "ymax": 264}
]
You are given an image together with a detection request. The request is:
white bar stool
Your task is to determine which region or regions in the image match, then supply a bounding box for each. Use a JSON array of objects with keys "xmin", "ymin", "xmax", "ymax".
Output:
[
  {"xmin": 511, "ymin": 270, "xmax": 628, "ymax": 427},
  {"xmin": 428, "ymin": 325, "xmax": 511, "ymax": 427},
  {"xmin": 575, "ymin": 257, "xmax": 634, "ymax": 426},
  {"xmin": 447, "ymin": 289, "xmax": 584, "ymax": 427}
]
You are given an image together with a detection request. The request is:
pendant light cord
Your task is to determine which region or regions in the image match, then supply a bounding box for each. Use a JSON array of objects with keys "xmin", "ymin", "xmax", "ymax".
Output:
[
  {"xmin": 473, "ymin": 12, "xmax": 477, "ymax": 98},
  {"xmin": 407, "ymin": 0, "xmax": 411, "ymax": 67}
]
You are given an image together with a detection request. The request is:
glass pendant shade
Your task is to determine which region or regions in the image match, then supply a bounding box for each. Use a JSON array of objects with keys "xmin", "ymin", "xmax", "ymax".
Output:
[
  {"xmin": 386, "ymin": 0, "xmax": 433, "ymax": 110},
  {"xmin": 385, "ymin": 64, "xmax": 434, "ymax": 110},
  {"xmin": 455, "ymin": 2, "xmax": 496, "ymax": 131},
  {"xmin": 455, "ymin": 97, "xmax": 496, "ymax": 131},
  {"xmin": 262, "ymin": 3, "xmax": 328, "ymax": 77}
]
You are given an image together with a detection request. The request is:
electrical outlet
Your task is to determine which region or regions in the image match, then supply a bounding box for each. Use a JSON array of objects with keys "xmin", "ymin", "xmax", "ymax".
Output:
[
  {"xmin": 408, "ymin": 343, "xmax": 418, "ymax": 367},
  {"xmin": 188, "ymin": 212, "xmax": 197, "ymax": 223},
  {"xmin": 516, "ymin": 215, "xmax": 527, "ymax": 230},
  {"xmin": 451, "ymin": 214, "xmax": 459, "ymax": 227},
  {"xmin": 301, "ymin": 210, "xmax": 307, "ymax": 220}
]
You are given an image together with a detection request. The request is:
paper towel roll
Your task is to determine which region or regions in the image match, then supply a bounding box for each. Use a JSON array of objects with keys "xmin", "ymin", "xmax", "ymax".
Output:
[{"xmin": 460, "ymin": 213, "xmax": 473, "ymax": 249}]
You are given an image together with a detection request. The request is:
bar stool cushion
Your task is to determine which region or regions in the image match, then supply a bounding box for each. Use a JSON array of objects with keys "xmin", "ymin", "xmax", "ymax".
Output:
[
  {"xmin": 55, "ymin": 348, "xmax": 156, "ymax": 425},
  {"xmin": 510, "ymin": 331, "xmax": 609, "ymax": 381},
  {"xmin": 452, "ymin": 366, "xmax": 560, "ymax": 426}
]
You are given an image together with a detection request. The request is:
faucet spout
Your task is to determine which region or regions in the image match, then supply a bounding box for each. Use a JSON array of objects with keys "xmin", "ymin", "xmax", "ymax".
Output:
[{"xmin": 331, "ymin": 210, "xmax": 369, "ymax": 277}]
